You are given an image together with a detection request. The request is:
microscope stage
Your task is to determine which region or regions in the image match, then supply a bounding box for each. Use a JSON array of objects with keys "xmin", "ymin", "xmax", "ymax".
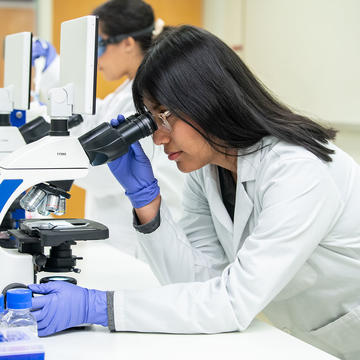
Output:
[{"xmin": 9, "ymin": 218, "xmax": 109, "ymax": 247}]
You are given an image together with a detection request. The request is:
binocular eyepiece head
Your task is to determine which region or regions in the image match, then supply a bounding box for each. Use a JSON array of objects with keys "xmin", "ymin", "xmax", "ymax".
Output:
[{"xmin": 78, "ymin": 112, "xmax": 156, "ymax": 166}]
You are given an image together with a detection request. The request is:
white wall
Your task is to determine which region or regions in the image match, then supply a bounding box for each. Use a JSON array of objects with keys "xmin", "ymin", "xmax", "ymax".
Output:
[
  {"xmin": 203, "ymin": 0, "xmax": 244, "ymax": 54},
  {"xmin": 35, "ymin": 0, "xmax": 53, "ymax": 41},
  {"xmin": 203, "ymin": 0, "xmax": 360, "ymax": 162},
  {"xmin": 243, "ymin": 0, "xmax": 360, "ymax": 127}
]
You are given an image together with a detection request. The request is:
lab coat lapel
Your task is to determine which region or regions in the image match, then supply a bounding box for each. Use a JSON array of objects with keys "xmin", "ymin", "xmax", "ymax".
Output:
[
  {"xmin": 232, "ymin": 181, "xmax": 253, "ymax": 254},
  {"xmin": 232, "ymin": 150, "xmax": 260, "ymax": 254},
  {"xmin": 204, "ymin": 165, "xmax": 233, "ymax": 234}
]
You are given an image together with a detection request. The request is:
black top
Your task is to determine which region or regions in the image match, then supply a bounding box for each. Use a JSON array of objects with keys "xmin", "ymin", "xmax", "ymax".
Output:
[{"xmin": 217, "ymin": 166, "xmax": 236, "ymax": 222}]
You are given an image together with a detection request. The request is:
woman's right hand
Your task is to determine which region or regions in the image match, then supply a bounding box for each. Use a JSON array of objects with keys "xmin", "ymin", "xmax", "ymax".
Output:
[{"xmin": 107, "ymin": 115, "xmax": 160, "ymax": 209}]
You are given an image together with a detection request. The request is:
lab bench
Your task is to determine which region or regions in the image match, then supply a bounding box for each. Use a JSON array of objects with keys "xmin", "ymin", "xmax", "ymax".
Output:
[{"xmin": 40, "ymin": 241, "xmax": 338, "ymax": 360}]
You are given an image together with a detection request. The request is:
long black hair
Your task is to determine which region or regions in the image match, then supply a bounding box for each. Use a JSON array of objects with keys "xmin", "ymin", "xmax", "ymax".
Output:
[
  {"xmin": 133, "ymin": 25, "xmax": 337, "ymax": 162},
  {"xmin": 93, "ymin": 0, "xmax": 154, "ymax": 53}
]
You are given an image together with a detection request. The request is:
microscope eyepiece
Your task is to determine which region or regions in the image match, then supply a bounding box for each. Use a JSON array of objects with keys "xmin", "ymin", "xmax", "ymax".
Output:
[{"xmin": 78, "ymin": 111, "xmax": 156, "ymax": 166}]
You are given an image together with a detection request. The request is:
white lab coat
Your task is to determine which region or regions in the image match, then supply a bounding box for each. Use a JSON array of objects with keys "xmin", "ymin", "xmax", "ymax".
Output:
[
  {"xmin": 71, "ymin": 79, "xmax": 184, "ymax": 255},
  {"xmin": 112, "ymin": 136, "xmax": 360, "ymax": 360}
]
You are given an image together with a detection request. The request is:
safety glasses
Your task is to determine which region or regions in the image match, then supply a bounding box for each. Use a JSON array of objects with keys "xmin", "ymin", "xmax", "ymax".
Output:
[
  {"xmin": 98, "ymin": 34, "xmax": 128, "ymax": 57},
  {"xmin": 97, "ymin": 24, "xmax": 155, "ymax": 58},
  {"xmin": 155, "ymin": 110, "xmax": 173, "ymax": 132}
]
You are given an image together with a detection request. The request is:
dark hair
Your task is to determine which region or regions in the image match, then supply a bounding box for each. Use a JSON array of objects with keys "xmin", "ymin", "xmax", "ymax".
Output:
[
  {"xmin": 93, "ymin": 0, "xmax": 154, "ymax": 53},
  {"xmin": 133, "ymin": 25, "xmax": 337, "ymax": 162}
]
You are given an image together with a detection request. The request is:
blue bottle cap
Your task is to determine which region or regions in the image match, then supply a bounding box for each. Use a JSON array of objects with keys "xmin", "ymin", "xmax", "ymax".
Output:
[
  {"xmin": 0, "ymin": 294, "xmax": 4, "ymax": 313},
  {"xmin": 6, "ymin": 288, "xmax": 32, "ymax": 309}
]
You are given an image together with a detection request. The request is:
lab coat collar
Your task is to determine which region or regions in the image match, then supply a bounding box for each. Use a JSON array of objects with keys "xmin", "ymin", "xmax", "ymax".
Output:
[
  {"xmin": 236, "ymin": 139, "xmax": 266, "ymax": 183},
  {"xmin": 207, "ymin": 136, "xmax": 270, "ymax": 186}
]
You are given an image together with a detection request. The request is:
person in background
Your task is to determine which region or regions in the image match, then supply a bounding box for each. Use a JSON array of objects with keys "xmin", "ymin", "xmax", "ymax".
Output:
[
  {"xmin": 30, "ymin": 25, "xmax": 360, "ymax": 360},
  {"xmin": 27, "ymin": 38, "xmax": 59, "ymax": 121},
  {"xmin": 31, "ymin": 0, "xmax": 184, "ymax": 255}
]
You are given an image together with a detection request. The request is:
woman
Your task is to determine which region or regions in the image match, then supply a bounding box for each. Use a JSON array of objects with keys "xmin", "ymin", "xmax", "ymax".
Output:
[
  {"xmin": 69, "ymin": 0, "xmax": 184, "ymax": 254},
  {"xmin": 30, "ymin": 26, "xmax": 360, "ymax": 360}
]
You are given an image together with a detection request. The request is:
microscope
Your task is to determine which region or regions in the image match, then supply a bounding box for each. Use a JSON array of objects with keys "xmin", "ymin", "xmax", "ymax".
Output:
[
  {"xmin": 0, "ymin": 16, "xmax": 156, "ymax": 293},
  {"xmin": 0, "ymin": 32, "xmax": 83, "ymax": 231},
  {"xmin": 0, "ymin": 32, "xmax": 32, "ymax": 161}
]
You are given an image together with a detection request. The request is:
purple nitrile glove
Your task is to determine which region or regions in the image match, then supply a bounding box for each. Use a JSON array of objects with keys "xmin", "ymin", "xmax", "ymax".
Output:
[
  {"xmin": 108, "ymin": 114, "xmax": 160, "ymax": 208},
  {"xmin": 29, "ymin": 281, "xmax": 108, "ymax": 337},
  {"xmin": 32, "ymin": 39, "xmax": 57, "ymax": 72}
]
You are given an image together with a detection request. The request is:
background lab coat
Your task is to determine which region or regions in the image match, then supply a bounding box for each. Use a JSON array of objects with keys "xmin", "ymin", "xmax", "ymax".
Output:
[
  {"xmin": 71, "ymin": 79, "xmax": 184, "ymax": 255},
  {"xmin": 111, "ymin": 136, "xmax": 360, "ymax": 360}
]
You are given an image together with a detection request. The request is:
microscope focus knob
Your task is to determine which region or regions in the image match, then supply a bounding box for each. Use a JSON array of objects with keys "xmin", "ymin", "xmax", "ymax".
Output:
[{"xmin": 34, "ymin": 254, "xmax": 47, "ymax": 268}]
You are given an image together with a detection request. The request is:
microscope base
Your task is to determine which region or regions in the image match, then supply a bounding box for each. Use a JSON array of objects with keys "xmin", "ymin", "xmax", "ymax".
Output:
[{"xmin": 0, "ymin": 247, "xmax": 34, "ymax": 293}]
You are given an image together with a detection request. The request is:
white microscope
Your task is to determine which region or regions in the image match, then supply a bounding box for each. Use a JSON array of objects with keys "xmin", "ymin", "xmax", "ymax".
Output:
[
  {"xmin": 0, "ymin": 16, "xmax": 103, "ymax": 292},
  {"xmin": 0, "ymin": 16, "xmax": 156, "ymax": 293},
  {"xmin": 0, "ymin": 31, "xmax": 85, "ymax": 231},
  {"xmin": 0, "ymin": 32, "xmax": 32, "ymax": 161},
  {"xmin": 0, "ymin": 32, "xmax": 84, "ymax": 162}
]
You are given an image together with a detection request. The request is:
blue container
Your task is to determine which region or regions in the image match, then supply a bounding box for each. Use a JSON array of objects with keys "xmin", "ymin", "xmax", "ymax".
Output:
[
  {"xmin": 6, "ymin": 290, "xmax": 31, "ymax": 310},
  {"xmin": 3, "ymin": 289, "xmax": 37, "ymax": 338},
  {"xmin": 0, "ymin": 294, "xmax": 4, "ymax": 314}
]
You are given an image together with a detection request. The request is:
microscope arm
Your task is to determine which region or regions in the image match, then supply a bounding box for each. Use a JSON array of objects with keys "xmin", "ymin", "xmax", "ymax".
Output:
[{"xmin": 0, "ymin": 135, "xmax": 88, "ymax": 225}]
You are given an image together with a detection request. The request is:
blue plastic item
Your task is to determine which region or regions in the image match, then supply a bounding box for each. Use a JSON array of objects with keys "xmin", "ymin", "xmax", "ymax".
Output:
[
  {"xmin": 0, "ymin": 297, "xmax": 44, "ymax": 357},
  {"xmin": 10, "ymin": 110, "xmax": 26, "ymax": 127},
  {"xmin": 6, "ymin": 290, "xmax": 31, "ymax": 310},
  {"xmin": 0, "ymin": 294, "xmax": 5, "ymax": 343},
  {"xmin": 2, "ymin": 289, "xmax": 37, "ymax": 338},
  {"xmin": 0, "ymin": 295, "xmax": 4, "ymax": 314},
  {"xmin": 0, "ymin": 180, "xmax": 23, "ymax": 213},
  {"xmin": 8, "ymin": 208, "xmax": 25, "ymax": 229},
  {"xmin": 0, "ymin": 328, "xmax": 44, "ymax": 359}
]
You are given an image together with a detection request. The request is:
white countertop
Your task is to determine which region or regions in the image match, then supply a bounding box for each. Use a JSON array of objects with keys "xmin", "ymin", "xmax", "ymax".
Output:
[{"xmin": 39, "ymin": 241, "xmax": 338, "ymax": 360}]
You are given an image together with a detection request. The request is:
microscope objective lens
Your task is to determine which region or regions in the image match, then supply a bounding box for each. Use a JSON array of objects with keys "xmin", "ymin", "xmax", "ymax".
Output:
[
  {"xmin": 45, "ymin": 194, "xmax": 60, "ymax": 213},
  {"xmin": 19, "ymin": 187, "xmax": 46, "ymax": 212},
  {"xmin": 38, "ymin": 197, "xmax": 50, "ymax": 216},
  {"xmin": 54, "ymin": 197, "xmax": 66, "ymax": 216}
]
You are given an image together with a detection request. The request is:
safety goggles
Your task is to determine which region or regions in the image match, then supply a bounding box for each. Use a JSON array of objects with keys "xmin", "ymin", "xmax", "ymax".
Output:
[
  {"xmin": 155, "ymin": 110, "xmax": 173, "ymax": 132},
  {"xmin": 97, "ymin": 24, "xmax": 154, "ymax": 58},
  {"xmin": 98, "ymin": 34, "xmax": 127, "ymax": 57}
]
